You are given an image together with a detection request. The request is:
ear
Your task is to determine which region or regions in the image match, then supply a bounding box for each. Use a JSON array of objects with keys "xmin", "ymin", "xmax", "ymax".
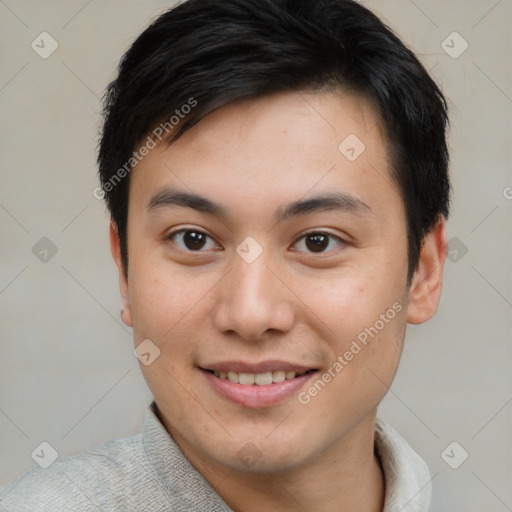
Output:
[
  {"xmin": 109, "ymin": 221, "xmax": 133, "ymax": 327},
  {"xmin": 407, "ymin": 216, "xmax": 448, "ymax": 325}
]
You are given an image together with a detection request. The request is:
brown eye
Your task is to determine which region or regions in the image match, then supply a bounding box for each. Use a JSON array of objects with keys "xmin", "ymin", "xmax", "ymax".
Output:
[
  {"xmin": 306, "ymin": 233, "xmax": 329, "ymax": 252},
  {"xmin": 292, "ymin": 231, "xmax": 344, "ymax": 254},
  {"xmin": 167, "ymin": 229, "xmax": 219, "ymax": 252}
]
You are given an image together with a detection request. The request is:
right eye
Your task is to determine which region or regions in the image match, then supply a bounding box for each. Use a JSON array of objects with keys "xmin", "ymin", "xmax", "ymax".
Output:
[{"xmin": 165, "ymin": 228, "xmax": 222, "ymax": 252}]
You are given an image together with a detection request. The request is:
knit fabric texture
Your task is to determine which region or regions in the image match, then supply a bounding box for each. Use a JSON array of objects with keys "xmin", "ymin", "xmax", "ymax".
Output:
[{"xmin": 0, "ymin": 402, "xmax": 431, "ymax": 511}]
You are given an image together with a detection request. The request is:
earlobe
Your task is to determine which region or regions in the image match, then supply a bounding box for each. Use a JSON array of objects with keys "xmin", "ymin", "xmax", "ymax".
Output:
[
  {"xmin": 109, "ymin": 222, "xmax": 133, "ymax": 327},
  {"xmin": 406, "ymin": 216, "xmax": 448, "ymax": 325}
]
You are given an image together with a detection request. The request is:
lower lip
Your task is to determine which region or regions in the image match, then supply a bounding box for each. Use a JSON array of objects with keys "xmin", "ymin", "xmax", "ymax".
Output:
[{"xmin": 200, "ymin": 369, "xmax": 317, "ymax": 408}]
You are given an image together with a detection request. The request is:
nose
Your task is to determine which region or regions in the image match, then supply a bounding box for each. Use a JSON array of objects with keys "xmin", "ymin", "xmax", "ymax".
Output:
[{"xmin": 212, "ymin": 248, "xmax": 295, "ymax": 341}]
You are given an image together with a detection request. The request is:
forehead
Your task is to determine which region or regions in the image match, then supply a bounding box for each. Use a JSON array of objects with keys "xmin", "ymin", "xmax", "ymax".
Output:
[{"xmin": 128, "ymin": 89, "xmax": 403, "ymax": 228}]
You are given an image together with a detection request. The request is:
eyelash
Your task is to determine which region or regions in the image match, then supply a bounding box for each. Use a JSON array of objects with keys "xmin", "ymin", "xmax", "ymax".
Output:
[{"xmin": 165, "ymin": 228, "xmax": 346, "ymax": 255}]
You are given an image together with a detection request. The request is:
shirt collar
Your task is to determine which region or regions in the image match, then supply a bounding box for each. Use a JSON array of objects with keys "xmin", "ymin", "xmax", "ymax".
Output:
[
  {"xmin": 142, "ymin": 401, "xmax": 232, "ymax": 510},
  {"xmin": 375, "ymin": 418, "xmax": 432, "ymax": 512}
]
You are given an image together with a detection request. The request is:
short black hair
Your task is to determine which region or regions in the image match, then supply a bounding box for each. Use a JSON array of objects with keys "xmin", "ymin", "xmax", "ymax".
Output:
[{"xmin": 98, "ymin": 0, "xmax": 450, "ymax": 283}]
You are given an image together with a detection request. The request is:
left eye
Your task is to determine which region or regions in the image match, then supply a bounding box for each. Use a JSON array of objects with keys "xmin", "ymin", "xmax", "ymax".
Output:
[
  {"xmin": 292, "ymin": 231, "xmax": 345, "ymax": 254},
  {"xmin": 167, "ymin": 229, "xmax": 345, "ymax": 254}
]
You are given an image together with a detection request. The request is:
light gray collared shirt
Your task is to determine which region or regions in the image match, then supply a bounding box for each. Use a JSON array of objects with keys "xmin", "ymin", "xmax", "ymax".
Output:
[{"xmin": 0, "ymin": 402, "xmax": 431, "ymax": 511}]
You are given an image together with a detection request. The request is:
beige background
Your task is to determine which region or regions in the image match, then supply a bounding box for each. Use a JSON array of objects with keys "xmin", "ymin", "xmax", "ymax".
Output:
[{"xmin": 1, "ymin": 0, "xmax": 511, "ymax": 510}]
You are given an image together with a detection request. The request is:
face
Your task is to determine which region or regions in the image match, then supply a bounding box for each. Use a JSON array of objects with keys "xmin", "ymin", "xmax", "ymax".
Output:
[{"xmin": 111, "ymin": 90, "xmax": 443, "ymax": 475}]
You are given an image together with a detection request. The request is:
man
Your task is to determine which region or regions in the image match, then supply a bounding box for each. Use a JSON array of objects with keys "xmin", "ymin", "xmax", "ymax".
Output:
[{"xmin": 0, "ymin": 0, "xmax": 450, "ymax": 510}]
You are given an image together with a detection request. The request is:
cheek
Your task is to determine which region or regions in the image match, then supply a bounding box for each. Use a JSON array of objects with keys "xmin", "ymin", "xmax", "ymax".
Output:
[
  {"xmin": 309, "ymin": 266, "xmax": 406, "ymax": 335},
  {"xmin": 305, "ymin": 265, "xmax": 407, "ymax": 386},
  {"xmin": 301, "ymin": 290, "xmax": 406, "ymax": 422},
  {"xmin": 127, "ymin": 254, "xmax": 197, "ymax": 339},
  {"xmin": 127, "ymin": 256, "xmax": 227, "ymax": 362}
]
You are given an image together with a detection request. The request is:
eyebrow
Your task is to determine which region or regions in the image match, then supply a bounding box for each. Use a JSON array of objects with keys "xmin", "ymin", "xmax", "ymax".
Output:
[{"xmin": 147, "ymin": 187, "xmax": 372, "ymax": 224}]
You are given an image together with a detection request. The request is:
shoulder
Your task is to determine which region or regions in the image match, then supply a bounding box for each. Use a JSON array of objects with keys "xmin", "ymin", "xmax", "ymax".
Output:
[{"xmin": 0, "ymin": 433, "xmax": 160, "ymax": 512}]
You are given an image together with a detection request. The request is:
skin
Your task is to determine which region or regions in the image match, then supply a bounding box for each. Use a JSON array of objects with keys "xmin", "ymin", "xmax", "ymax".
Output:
[{"xmin": 110, "ymin": 89, "xmax": 447, "ymax": 512}]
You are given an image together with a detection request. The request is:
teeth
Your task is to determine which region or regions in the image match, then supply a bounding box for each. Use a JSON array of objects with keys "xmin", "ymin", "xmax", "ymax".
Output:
[
  {"xmin": 254, "ymin": 372, "xmax": 272, "ymax": 385},
  {"xmin": 239, "ymin": 373, "xmax": 255, "ymax": 385},
  {"xmin": 212, "ymin": 370, "xmax": 306, "ymax": 385},
  {"xmin": 227, "ymin": 371, "xmax": 239, "ymax": 383},
  {"xmin": 272, "ymin": 370, "xmax": 286, "ymax": 383}
]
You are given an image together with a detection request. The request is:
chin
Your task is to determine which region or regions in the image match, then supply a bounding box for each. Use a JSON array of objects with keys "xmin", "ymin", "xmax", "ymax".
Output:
[{"xmin": 210, "ymin": 428, "xmax": 318, "ymax": 473}]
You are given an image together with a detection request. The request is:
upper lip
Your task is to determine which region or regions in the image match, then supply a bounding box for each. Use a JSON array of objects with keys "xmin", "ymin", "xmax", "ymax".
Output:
[{"xmin": 200, "ymin": 360, "xmax": 317, "ymax": 374}]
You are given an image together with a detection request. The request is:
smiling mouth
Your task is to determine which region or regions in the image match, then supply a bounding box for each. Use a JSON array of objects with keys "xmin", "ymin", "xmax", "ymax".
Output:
[{"xmin": 202, "ymin": 369, "xmax": 318, "ymax": 386}]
